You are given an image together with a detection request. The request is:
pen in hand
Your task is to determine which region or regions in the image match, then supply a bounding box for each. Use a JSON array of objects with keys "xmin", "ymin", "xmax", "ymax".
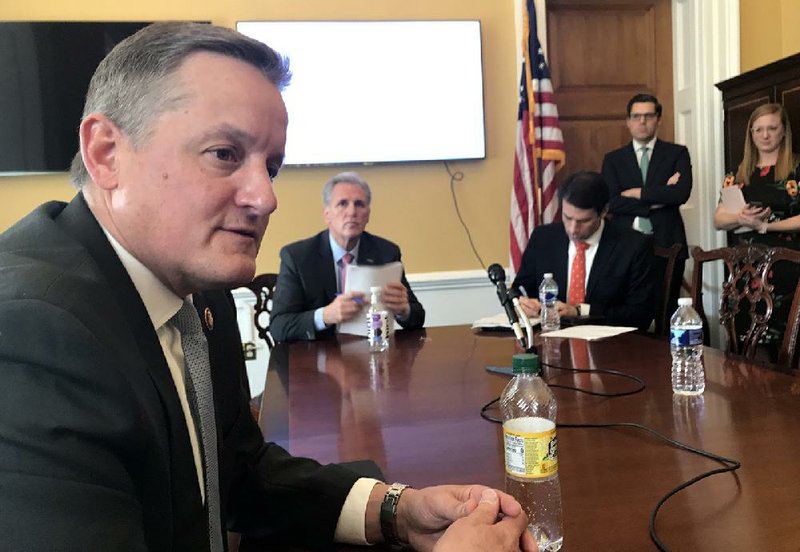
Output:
[{"xmin": 336, "ymin": 292, "xmax": 364, "ymax": 305}]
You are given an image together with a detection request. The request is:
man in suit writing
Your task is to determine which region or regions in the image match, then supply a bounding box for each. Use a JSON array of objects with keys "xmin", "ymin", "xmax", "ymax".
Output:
[
  {"xmin": 271, "ymin": 171, "xmax": 425, "ymax": 342},
  {"xmin": 0, "ymin": 23, "xmax": 532, "ymax": 552},
  {"xmin": 601, "ymin": 93, "xmax": 692, "ymax": 325},
  {"xmin": 513, "ymin": 171, "xmax": 655, "ymax": 329}
]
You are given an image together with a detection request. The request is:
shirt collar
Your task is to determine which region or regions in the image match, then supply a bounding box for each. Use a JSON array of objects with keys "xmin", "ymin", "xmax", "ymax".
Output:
[
  {"xmin": 100, "ymin": 226, "xmax": 185, "ymax": 330},
  {"xmin": 328, "ymin": 232, "xmax": 360, "ymax": 263},
  {"xmin": 632, "ymin": 136, "xmax": 657, "ymax": 152},
  {"xmin": 573, "ymin": 219, "xmax": 604, "ymax": 248}
]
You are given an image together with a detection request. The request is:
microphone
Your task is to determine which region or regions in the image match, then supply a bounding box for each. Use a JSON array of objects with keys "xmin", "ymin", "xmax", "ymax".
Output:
[{"xmin": 487, "ymin": 264, "xmax": 526, "ymax": 348}]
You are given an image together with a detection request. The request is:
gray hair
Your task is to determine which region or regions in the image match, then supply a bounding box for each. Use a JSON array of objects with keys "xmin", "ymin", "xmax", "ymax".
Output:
[
  {"xmin": 70, "ymin": 22, "xmax": 291, "ymax": 188},
  {"xmin": 322, "ymin": 171, "xmax": 372, "ymax": 206}
]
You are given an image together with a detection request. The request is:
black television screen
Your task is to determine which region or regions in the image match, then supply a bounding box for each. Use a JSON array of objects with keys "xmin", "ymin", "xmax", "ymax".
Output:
[
  {"xmin": 0, "ymin": 22, "xmax": 152, "ymax": 174},
  {"xmin": 237, "ymin": 20, "xmax": 486, "ymax": 166}
]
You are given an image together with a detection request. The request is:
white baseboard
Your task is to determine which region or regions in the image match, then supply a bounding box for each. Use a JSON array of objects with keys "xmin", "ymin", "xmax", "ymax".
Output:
[{"xmin": 406, "ymin": 269, "xmax": 502, "ymax": 327}]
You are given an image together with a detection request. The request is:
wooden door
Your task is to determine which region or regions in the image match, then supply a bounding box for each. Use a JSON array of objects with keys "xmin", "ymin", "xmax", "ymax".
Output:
[{"xmin": 546, "ymin": 0, "xmax": 674, "ymax": 177}]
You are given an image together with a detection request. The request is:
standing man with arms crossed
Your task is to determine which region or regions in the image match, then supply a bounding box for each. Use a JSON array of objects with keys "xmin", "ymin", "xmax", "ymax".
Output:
[
  {"xmin": 601, "ymin": 94, "xmax": 692, "ymax": 330},
  {"xmin": 271, "ymin": 171, "xmax": 425, "ymax": 342},
  {"xmin": 0, "ymin": 23, "xmax": 533, "ymax": 552}
]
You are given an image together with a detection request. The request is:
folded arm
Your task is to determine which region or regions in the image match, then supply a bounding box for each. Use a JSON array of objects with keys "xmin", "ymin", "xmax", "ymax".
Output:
[
  {"xmin": 639, "ymin": 147, "xmax": 693, "ymax": 206},
  {"xmin": 602, "ymin": 154, "xmax": 650, "ymax": 217}
]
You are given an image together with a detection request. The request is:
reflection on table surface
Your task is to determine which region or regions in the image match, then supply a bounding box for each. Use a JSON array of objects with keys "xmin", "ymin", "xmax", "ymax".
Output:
[{"xmin": 246, "ymin": 325, "xmax": 800, "ymax": 551}]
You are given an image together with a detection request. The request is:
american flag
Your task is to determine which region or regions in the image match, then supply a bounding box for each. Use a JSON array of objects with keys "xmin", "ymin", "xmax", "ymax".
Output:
[{"xmin": 510, "ymin": 0, "xmax": 565, "ymax": 274}]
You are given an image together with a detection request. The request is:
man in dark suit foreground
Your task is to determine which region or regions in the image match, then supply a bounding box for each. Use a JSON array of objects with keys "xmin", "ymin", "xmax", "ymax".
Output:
[
  {"xmin": 0, "ymin": 23, "xmax": 533, "ymax": 552},
  {"xmin": 601, "ymin": 93, "xmax": 692, "ymax": 325},
  {"xmin": 513, "ymin": 171, "xmax": 655, "ymax": 329},
  {"xmin": 271, "ymin": 171, "xmax": 425, "ymax": 342}
]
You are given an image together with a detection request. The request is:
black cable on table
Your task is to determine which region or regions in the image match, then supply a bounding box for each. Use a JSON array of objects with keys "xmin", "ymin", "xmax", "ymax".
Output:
[{"xmin": 481, "ymin": 362, "xmax": 742, "ymax": 551}]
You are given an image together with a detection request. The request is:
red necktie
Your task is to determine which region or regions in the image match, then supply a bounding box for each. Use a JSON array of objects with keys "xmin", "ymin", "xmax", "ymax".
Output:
[
  {"xmin": 568, "ymin": 241, "xmax": 590, "ymax": 305},
  {"xmin": 339, "ymin": 253, "xmax": 354, "ymax": 293}
]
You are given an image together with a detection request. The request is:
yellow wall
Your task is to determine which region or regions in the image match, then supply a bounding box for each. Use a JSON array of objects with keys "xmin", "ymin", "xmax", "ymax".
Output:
[
  {"xmin": 740, "ymin": 0, "xmax": 800, "ymax": 71},
  {"xmin": 0, "ymin": 1, "xmax": 517, "ymax": 274}
]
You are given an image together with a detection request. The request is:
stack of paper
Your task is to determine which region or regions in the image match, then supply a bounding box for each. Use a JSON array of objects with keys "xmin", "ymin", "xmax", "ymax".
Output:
[{"xmin": 338, "ymin": 262, "xmax": 403, "ymax": 337}]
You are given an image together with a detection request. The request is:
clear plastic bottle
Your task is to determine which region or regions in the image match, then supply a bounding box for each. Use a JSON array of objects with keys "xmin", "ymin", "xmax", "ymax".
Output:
[
  {"xmin": 500, "ymin": 353, "xmax": 563, "ymax": 551},
  {"xmin": 539, "ymin": 273, "xmax": 560, "ymax": 332},
  {"xmin": 670, "ymin": 297, "xmax": 705, "ymax": 395},
  {"xmin": 366, "ymin": 286, "xmax": 390, "ymax": 352}
]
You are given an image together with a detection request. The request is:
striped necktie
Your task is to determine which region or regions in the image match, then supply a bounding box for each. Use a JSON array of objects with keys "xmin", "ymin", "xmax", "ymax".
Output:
[{"xmin": 171, "ymin": 300, "xmax": 223, "ymax": 552}]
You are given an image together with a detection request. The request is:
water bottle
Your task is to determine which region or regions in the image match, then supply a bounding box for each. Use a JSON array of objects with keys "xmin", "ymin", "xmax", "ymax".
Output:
[
  {"xmin": 366, "ymin": 286, "xmax": 390, "ymax": 352},
  {"xmin": 539, "ymin": 273, "xmax": 560, "ymax": 332},
  {"xmin": 670, "ymin": 297, "xmax": 705, "ymax": 395},
  {"xmin": 500, "ymin": 353, "xmax": 563, "ymax": 551}
]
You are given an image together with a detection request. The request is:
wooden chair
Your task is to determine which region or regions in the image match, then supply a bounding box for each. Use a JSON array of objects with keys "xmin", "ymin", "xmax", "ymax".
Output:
[
  {"xmin": 689, "ymin": 244, "xmax": 800, "ymax": 371},
  {"xmin": 242, "ymin": 273, "xmax": 278, "ymax": 350},
  {"xmin": 240, "ymin": 273, "xmax": 278, "ymax": 425},
  {"xmin": 653, "ymin": 243, "xmax": 683, "ymax": 337}
]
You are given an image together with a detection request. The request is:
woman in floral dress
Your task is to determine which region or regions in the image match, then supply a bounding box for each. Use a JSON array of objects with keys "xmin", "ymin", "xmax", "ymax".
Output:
[{"xmin": 713, "ymin": 103, "xmax": 800, "ymax": 360}]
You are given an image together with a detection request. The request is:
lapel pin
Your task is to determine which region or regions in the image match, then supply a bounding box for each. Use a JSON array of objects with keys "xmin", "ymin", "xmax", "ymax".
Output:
[{"xmin": 204, "ymin": 307, "xmax": 214, "ymax": 331}]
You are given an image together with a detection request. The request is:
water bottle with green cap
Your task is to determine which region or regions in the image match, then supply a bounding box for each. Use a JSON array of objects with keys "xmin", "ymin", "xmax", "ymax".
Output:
[{"xmin": 500, "ymin": 353, "xmax": 563, "ymax": 551}]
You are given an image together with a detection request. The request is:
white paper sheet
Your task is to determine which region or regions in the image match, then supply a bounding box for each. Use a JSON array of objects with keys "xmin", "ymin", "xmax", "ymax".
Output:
[
  {"xmin": 721, "ymin": 185, "xmax": 746, "ymax": 213},
  {"xmin": 720, "ymin": 186, "xmax": 751, "ymax": 234},
  {"xmin": 539, "ymin": 325, "xmax": 636, "ymax": 341},
  {"xmin": 338, "ymin": 262, "xmax": 404, "ymax": 336}
]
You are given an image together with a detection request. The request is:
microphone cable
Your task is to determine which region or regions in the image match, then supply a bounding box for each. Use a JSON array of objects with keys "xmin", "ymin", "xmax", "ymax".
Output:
[{"xmin": 480, "ymin": 361, "xmax": 742, "ymax": 552}]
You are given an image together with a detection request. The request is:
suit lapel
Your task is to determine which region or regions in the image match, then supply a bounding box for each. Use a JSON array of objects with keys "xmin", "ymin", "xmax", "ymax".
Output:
[
  {"xmin": 59, "ymin": 194, "xmax": 204, "ymax": 539},
  {"xmin": 317, "ymin": 231, "xmax": 338, "ymax": 299},
  {"xmin": 623, "ymin": 143, "xmax": 644, "ymax": 186},
  {"xmin": 645, "ymin": 139, "xmax": 667, "ymax": 186},
  {"xmin": 554, "ymin": 226, "xmax": 570, "ymax": 296},
  {"xmin": 586, "ymin": 223, "xmax": 618, "ymax": 298},
  {"xmin": 356, "ymin": 232, "xmax": 379, "ymax": 266}
]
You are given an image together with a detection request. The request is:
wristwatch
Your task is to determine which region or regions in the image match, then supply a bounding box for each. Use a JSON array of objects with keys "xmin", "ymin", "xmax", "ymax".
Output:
[
  {"xmin": 576, "ymin": 304, "xmax": 582, "ymax": 317},
  {"xmin": 380, "ymin": 482, "xmax": 411, "ymax": 548}
]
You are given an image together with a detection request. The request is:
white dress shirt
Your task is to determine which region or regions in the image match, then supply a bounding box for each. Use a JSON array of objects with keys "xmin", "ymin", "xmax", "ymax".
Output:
[{"xmin": 631, "ymin": 136, "xmax": 657, "ymax": 167}]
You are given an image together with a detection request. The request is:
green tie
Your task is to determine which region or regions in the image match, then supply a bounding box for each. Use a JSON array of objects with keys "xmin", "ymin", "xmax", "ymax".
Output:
[
  {"xmin": 639, "ymin": 146, "xmax": 649, "ymax": 182},
  {"xmin": 636, "ymin": 146, "xmax": 653, "ymax": 234}
]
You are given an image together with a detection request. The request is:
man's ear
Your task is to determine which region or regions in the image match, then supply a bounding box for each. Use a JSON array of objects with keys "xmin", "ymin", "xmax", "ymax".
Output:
[{"xmin": 79, "ymin": 113, "xmax": 125, "ymax": 190}]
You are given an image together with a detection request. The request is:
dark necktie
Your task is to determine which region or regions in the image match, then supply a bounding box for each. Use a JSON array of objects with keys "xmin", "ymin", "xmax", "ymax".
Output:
[{"xmin": 170, "ymin": 300, "xmax": 223, "ymax": 552}]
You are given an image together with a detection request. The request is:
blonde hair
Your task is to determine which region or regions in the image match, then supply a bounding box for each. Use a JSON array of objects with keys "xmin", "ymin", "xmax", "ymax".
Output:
[{"xmin": 736, "ymin": 103, "xmax": 796, "ymax": 185}]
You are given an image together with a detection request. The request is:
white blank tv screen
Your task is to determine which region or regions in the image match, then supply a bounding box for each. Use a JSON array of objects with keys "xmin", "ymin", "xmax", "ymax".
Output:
[{"xmin": 237, "ymin": 20, "xmax": 486, "ymax": 166}]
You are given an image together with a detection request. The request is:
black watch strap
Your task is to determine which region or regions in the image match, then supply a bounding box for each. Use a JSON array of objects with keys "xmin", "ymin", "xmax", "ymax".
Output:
[{"xmin": 380, "ymin": 483, "xmax": 411, "ymax": 548}]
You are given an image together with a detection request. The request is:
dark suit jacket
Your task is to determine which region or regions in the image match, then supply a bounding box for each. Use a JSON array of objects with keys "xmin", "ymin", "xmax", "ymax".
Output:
[
  {"xmin": 271, "ymin": 230, "xmax": 425, "ymax": 342},
  {"xmin": 601, "ymin": 139, "xmax": 692, "ymax": 258},
  {"xmin": 0, "ymin": 195, "xmax": 360, "ymax": 551},
  {"xmin": 511, "ymin": 222, "xmax": 656, "ymax": 329}
]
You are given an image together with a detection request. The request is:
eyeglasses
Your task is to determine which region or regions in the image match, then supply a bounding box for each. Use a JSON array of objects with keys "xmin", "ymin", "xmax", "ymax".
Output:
[
  {"xmin": 751, "ymin": 125, "xmax": 782, "ymax": 135},
  {"xmin": 629, "ymin": 113, "xmax": 658, "ymax": 122}
]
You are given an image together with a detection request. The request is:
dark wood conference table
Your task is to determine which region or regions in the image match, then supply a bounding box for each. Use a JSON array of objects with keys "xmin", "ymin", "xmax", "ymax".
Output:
[{"xmin": 244, "ymin": 325, "xmax": 800, "ymax": 551}]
